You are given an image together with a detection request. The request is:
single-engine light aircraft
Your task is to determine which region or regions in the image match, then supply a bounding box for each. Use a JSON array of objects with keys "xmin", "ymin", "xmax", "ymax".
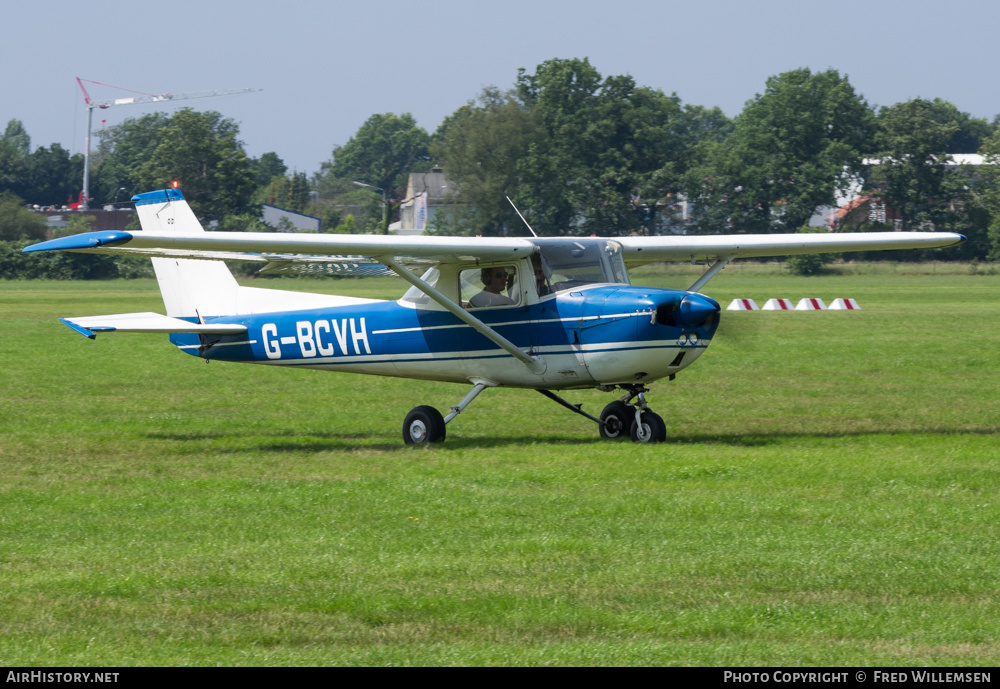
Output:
[{"xmin": 24, "ymin": 188, "xmax": 964, "ymax": 444}]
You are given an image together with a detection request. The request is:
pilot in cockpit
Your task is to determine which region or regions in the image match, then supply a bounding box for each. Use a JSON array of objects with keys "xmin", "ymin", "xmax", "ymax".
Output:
[
  {"xmin": 469, "ymin": 266, "xmax": 515, "ymax": 307},
  {"xmin": 532, "ymin": 254, "xmax": 552, "ymax": 297}
]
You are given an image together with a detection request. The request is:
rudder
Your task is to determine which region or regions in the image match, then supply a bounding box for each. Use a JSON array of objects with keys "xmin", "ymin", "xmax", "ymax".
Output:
[{"xmin": 133, "ymin": 188, "xmax": 240, "ymax": 318}]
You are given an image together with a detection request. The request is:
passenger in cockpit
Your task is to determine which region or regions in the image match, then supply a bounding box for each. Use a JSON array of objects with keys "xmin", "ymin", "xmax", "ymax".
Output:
[{"xmin": 470, "ymin": 266, "xmax": 515, "ymax": 307}]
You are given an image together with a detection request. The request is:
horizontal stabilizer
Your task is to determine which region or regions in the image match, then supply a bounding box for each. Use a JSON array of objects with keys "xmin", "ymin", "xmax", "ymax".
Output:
[{"xmin": 60, "ymin": 312, "xmax": 247, "ymax": 339}]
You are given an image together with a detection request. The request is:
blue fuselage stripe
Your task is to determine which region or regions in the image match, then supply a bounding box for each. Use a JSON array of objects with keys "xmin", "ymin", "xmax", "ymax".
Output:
[{"xmin": 169, "ymin": 286, "xmax": 720, "ymax": 368}]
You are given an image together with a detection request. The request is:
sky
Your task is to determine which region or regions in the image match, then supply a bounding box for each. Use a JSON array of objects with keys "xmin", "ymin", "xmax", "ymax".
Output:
[{"xmin": 3, "ymin": 0, "xmax": 999, "ymax": 182}]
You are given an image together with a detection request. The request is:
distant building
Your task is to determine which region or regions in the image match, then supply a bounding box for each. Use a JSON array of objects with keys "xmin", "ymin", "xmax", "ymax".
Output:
[
  {"xmin": 38, "ymin": 208, "xmax": 136, "ymax": 238},
  {"xmin": 822, "ymin": 154, "xmax": 991, "ymax": 230},
  {"xmin": 262, "ymin": 204, "xmax": 321, "ymax": 233},
  {"xmin": 393, "ymin": 167, "xmax": 455, "ymax": 235}
]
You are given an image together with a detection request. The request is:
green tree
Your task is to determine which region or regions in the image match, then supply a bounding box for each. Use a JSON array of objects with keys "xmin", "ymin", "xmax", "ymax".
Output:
[
  {"xmin": 435, "ymin": 59, "xmax": 724, "ymax": 237},
  {"xmin": 519, "ymin": 58, "xmax": 732, "ymax": 235},
  {"xmin": 134, "ymin": 108, "xmax": 258, "ymax": 222},
  {"xmin": 925, "ymin": 98, "xmax": 995, "ymax": 154},
  {"xmin": 310, "ymin": 172, "xmax": 381, "ymax": 234},
  {"xmin": 687, "ymin": 68, "xmax": 873, "ymax": 234},
  {"xmin": 974, "ymin": 126, "xmax": 1000, "ymax": 259},
  {"xmin": 91, "ymin": 112, "xmax": 170, "ymax": 205},
  {"xmin": 317, "ymin": 113, "xmax": 431, "ymax": 233},
  {"xmin": 28, "ymin": 144, "xmax": 84, "ymax": 207},
  {"xmin": 258, "ymin": 171, "xmax": 310, "ymax": 213},
  {"xmin": 0, "ymin": 119, "xmax": 31, "ymax": 199},
  {"xmin": 251, "ymin": 151, "xmax": 287, "ymax": 187},
  {"xmin": 431, "ymin": 87, "xmax": 545, "ymax": 235},
  {"xmin": 0, "ymin": 191, "xmax": 47, "ymax": 241},
  {"xmin": 2, "ymin": 120, "xmax": 30, "ymax": 157},
  {"xmin": 871, "ymin": 98, "xmax": 960, "ymax": 231}
]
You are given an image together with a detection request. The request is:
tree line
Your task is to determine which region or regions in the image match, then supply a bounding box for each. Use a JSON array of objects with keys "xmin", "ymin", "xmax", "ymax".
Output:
[{"xmin": 4, "ymin": 57, "xmax": 1000, "ymax": 278}]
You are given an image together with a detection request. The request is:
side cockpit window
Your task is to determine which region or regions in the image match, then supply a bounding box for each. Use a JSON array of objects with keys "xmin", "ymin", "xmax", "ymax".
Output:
[
  {"xmin": 460, "ymin": 265, "xmax": 520, "ymax": 308},
  {"xmin": 400, "ymin": 267, "xmax": 440, "ymax": 306}
]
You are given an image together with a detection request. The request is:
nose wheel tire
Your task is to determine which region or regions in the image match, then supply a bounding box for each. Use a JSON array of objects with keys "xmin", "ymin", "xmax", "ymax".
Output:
[
  {"xmin": 403, "ymin": 405, "xmax": 446, "ymax": 445},
  {"xmin": 630, "ymin": 410, "xmax": 666, "ymax": 444},
  {"xmin": 599, "ymin": 401, "xmax": 632, "ymax": 440}
]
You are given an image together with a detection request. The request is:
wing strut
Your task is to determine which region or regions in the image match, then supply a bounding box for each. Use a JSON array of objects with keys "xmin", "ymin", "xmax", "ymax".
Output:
[
  {"xmin": 380, "ymin": 257, "xmax": 546, "ymax": 374},
  {"xmin": 687, "ymin": 255, "xmax": 735, "ymax": 293}
]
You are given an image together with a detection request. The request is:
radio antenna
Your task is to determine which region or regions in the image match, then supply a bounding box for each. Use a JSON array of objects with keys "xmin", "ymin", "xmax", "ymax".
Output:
[{"xmin": 506, "ymin": 196, "xmax": 538, "ymax": 238}]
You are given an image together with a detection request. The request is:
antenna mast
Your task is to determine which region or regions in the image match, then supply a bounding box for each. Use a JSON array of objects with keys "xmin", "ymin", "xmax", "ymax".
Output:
[{"xmin": 506, "ymin": 196, "xmax": 538, "ymax": 237}]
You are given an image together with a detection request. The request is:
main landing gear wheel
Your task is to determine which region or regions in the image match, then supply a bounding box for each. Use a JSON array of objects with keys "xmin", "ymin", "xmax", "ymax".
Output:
[
  {"xmin": 630, "ymin": 410, "xmax": 666, "ymax": 444},
  {"xmin": 599, "ymin": 401, "xmax": 632, "ymax": 440},
  {"xmin": 403, "ymin": 405, "xmax": 446, "ymax": 445}
]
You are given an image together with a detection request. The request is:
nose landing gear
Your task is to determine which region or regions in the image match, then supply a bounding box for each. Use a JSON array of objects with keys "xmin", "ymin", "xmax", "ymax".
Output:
[{"xmin": 599, "ymin": 386, "xmax": 666, "ymax": 444}]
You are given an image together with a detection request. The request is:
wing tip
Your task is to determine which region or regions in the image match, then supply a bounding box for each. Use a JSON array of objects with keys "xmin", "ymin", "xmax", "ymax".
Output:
[
  {"xmin": 23, "ymin": 231, "xmax": 133, "ymax": 254},
  {"xmin": 59, "ymin": 318, "xmax": 99, "ymax": 339}
]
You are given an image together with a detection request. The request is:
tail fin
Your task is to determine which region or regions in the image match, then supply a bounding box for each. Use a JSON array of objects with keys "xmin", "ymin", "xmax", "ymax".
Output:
[{"xmin": 133, "ymin": 189, "xmax": 240, "ymax": 318}]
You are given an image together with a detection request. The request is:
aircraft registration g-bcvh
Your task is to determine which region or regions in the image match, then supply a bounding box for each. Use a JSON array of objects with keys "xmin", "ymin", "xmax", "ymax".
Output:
[{"xmin": 24, "ymin": 188, "xmax": 965, "ymax": 445}]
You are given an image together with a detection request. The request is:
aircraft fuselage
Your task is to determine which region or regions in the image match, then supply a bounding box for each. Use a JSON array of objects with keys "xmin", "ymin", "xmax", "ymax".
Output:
[{"xmin": 173, "ymin": 284, "xmax": 721, "ymax": 390}]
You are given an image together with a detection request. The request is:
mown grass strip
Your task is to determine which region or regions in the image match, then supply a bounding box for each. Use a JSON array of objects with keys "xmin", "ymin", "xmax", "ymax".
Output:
[{"xmin": 0, "ymin": 269, "xmax": 997, "ymax": 665}]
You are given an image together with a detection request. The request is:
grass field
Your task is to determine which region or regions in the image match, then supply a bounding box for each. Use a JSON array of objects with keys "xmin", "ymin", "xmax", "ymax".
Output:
[{"xmin": 1, "ymin": 264, "xmax": 998, "ymax": 666}]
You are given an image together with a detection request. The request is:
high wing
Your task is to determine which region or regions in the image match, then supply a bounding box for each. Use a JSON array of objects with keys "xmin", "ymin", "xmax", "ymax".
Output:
[
  {"xmin": 617, "ymin": 232, "xmax": 965, "ymax": 266},
  {"xmin": 22, "ymin": 228, "xmax": 537, "ymax": 267},
  {"xmin": 24, "ymin": 226, "xmax": 964, "ymax": 270},
  {"xmin": 23, "ymin": 188, "xmax": 964, "ymax": 274}
]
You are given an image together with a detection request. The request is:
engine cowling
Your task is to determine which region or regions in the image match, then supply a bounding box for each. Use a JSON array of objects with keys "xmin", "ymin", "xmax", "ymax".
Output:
[{"xmin": 576, "ymin": 287, "xmax": 720, "ymax": 385}]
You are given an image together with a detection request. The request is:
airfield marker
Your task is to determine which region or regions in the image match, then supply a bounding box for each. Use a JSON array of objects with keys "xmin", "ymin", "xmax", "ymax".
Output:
[
  {"xmin": 726, "ymin": 298, "xmax": 759, "ymax": 311},
  {"xmin": 762, "ymin": 298, "xmax": 794, "ymax": 310},
  {"xmin": 795, "ymin": 298, "xmax": 827, "ymax": 311},
  {"xmin": 829, "ymin": 298, "xmax": 861, "ymax": 310}
]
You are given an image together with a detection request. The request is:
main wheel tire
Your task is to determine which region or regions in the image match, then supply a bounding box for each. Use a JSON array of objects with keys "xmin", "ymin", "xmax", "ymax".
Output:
[
  {"xmin": 630, "ymin": 410, "xmax": 666, "ymax": 444},
  {"xmin": 403, "ymin": 405, "xmax": 446, "ymax": 445},
  {"xmin": 599, "ymin": 401, "xmax": 632, "ymax": 440}
]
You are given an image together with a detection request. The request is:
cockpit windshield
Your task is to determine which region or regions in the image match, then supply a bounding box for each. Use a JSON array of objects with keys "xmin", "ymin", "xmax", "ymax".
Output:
[{"xmin": 532, "ymin": 238, "xmax": 629, "ymax": 294}]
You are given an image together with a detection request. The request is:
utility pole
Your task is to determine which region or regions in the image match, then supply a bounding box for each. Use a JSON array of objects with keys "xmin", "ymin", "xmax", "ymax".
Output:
[
  {"xmin": 352, "ymin": 181, "xmax": 389, "ymax": 234},
  {"xmin": 76, "ymin": 78, "xmax": 261, "ymax": 210}
]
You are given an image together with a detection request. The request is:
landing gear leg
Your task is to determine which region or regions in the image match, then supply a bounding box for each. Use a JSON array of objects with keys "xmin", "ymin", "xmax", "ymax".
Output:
[
  {"xmin": 403, "ymin": 380, "xmax": 494, "ymax": 446},
  {"xmin": 628, "ymin": 390, "xmax": 666, "ymax": 444}
]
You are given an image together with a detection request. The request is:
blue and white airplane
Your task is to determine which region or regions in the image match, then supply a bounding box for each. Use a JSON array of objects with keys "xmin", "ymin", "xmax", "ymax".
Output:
[{"xmin": 24, "ymin": 188, "xmax": 964, "ymax": 444}]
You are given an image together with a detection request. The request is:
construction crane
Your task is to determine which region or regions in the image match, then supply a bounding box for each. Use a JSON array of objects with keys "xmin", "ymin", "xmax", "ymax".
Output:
[{"xmin": 76, "ymin": 78, "xmax": 261, "ymax": 211}]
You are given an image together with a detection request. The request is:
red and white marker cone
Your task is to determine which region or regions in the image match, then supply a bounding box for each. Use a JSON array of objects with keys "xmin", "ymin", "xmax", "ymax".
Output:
[
  {"xmin": 762, "ymin": 298, "xmax": 794, "ymax": 310},
  {"xmin": 829, "ymin": 298, "xmax": 861, "ymax": 310},
  {"xmin": 726, "ymin": 298, "xmax": 759, "ymax": 311},
  {"xmin": 794, "ymin": 298, "xmax": 827, "ymax": 311}
]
